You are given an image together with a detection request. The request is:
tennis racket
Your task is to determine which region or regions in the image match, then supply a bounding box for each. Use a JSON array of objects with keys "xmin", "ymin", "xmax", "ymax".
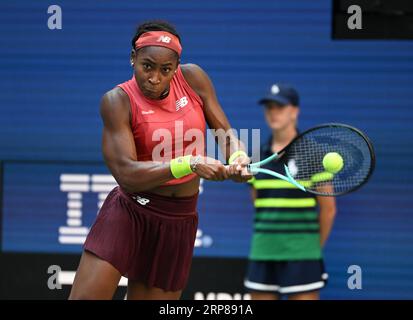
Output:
[{"xmin": 247, "ymin": 123, "xmax": 375, "ymax": 196}]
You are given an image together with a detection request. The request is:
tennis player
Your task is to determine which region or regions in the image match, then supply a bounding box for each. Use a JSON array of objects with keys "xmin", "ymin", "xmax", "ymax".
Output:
[
  {"xmin": 244, "ymin": 83, "xmax": 336, "ymax": 300},
  {"xmin": 69, "ymin": 20, "xmax": 252, "ymax": 300}
]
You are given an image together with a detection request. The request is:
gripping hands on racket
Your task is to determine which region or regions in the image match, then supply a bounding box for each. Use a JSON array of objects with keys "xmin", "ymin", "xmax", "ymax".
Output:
[
  {"xmin": 226, "ymin": 154, "xmax": 253, "ymax": 183},
  {"xmin": 190, "ymin": 155, "xmax": 252, "ymax": 182}
]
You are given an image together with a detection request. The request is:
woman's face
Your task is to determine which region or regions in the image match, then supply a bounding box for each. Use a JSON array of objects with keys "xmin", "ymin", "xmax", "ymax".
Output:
[
  {"xmin": 264, "ymin": 101, "xmax": 299, "ymax": 131},
  {"xmin": 131, "ymin": 46, "xmax": 179, "ymax": 99}
]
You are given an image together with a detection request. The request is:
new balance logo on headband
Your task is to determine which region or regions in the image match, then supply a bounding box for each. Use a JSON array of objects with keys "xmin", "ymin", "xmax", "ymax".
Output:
[{"xmin": 157, "ymin": 35, "xmax": 172, "ymax": 43}]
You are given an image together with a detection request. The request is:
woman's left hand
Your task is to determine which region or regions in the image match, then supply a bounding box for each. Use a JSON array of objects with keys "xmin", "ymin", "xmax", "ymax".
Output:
[{"xmin": 226, "ymin": 156, "xmax": 254, "ymax": 183}]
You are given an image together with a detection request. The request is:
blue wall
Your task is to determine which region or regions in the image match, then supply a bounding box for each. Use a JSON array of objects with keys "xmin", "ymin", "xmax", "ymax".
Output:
[{"xmin": 1, "ymin": 1, "xmax": 413, "ymax": 299}]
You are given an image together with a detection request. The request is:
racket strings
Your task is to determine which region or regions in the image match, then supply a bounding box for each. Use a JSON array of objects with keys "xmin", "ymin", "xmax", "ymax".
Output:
[{"xmin": 287, "ymin": 126, "xmax": 373, "ymax": 195}]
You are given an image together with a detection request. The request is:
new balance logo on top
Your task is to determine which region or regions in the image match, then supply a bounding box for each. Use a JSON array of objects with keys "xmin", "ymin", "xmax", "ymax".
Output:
[
  {"xmin": 132, "ymin": 195, "xmax": 150, "ymax": 206},
  {"xmin": 157, "ymin": 36, "xmax": 171, "ymax": 43},
  {"xmin": 176, "ymin": 96, "xmax": 188, "ymax": 111}
]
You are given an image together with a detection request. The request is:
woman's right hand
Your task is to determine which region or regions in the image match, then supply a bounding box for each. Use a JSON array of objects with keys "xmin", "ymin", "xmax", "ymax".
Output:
[{"xmin": 191, "ymin": 156, "xmax": 229, "ymax": 181}]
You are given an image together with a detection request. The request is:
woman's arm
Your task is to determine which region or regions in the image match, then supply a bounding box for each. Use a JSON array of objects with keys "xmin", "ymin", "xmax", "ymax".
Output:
[
  {"xmin": 100, "ymin": 88, "xmax": 174, "ymax": 193},
  {"xmin": 250, "ymin": 187, "xmax": 257, "ymax": 203},
  {"xmin": 181, "ymin": 64, "xmax": 252, "ymax": 181},
  {"xmin": 181, "ymin": 64, "xmax": 246, "ymax": 160},
  {"xmin": 317, "ymin": 195, "xmax": 337, "ymax": 247}
]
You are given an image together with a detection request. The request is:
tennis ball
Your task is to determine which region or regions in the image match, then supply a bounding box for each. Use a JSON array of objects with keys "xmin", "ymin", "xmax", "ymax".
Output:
[{"xmin": 322, "ymin": 152, "xmax": 344, "ymax": 174}]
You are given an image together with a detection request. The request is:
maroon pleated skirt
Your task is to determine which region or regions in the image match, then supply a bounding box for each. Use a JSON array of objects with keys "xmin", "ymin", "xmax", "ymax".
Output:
[{"xmin": 83, "ymin": 186, "xmax": 199, "ymax": 292}]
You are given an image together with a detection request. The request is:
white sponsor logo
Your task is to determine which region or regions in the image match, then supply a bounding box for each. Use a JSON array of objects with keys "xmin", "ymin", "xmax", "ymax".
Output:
[
  {"xmin": 58, "ymin": 174, "xmax": 117, "ymax": 245},
  {"xmin": 288, "ymin": 159, "xmax": 298, "ymax": 177},
  {"xmin": 195, "ymin": 228, "xmax": 213, "ymax": 247},
  {"xmin": 271, "ymin": 84, "xmax": 280, "ymax": 95},
  {"xmin": 132, "ymin": 195, "xmax": 150, "ymax": 206},
  {"xmin": 141, "ymin": 110, "xmax": 155, "ymax": 115},
  {"xmin": 194, "ymin": 292, "xmax": 251, "ymax": 300},
  {"xmin": 157, "ymin": 35, "xmax": 171, "ymax": 43},
  {"xmin": 57, "ymin": 270, "xmax": 128, "ymax": 287},
  {"xmin": 58, "ymin": 174, "xmax": 211, "ymax": 247},
  {"xmin": 176, "ymin": 96, "xmax": 188, "ymax": 111}
]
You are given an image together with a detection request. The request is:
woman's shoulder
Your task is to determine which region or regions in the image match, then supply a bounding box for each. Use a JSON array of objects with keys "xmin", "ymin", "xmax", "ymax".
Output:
[
  {"xmin": 180, "ymin": 63, "xmax": 211, "ymax": 99},
  {"xmin": 100, "ymin": 87, "xmax": 130, "ymax": 122},
  {"xmin": 180, "ymin": 63, "xmax": 203, "ymax": 75}
]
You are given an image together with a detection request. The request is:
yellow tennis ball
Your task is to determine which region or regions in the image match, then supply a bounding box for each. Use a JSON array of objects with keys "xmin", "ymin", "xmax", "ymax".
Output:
[{"xmin": 322, "ymin": 152, "xmax": 344, "ymax": 174}]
